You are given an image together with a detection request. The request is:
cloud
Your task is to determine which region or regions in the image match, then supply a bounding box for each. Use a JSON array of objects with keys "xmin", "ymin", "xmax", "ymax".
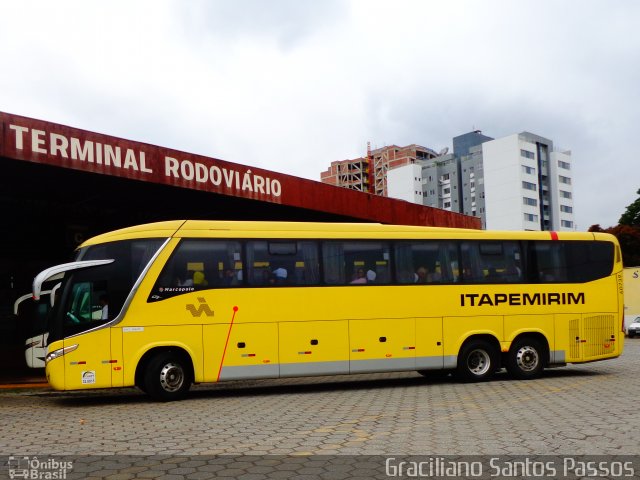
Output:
[{"xmin": 1, "ymin": 0, "xmax": 639, "ymax": 229}]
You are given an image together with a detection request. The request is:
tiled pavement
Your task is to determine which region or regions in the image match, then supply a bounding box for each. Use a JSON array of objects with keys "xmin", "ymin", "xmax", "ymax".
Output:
[{"xmin": 1, "ymin": 340, "xmax": 639, "ymax": 478}]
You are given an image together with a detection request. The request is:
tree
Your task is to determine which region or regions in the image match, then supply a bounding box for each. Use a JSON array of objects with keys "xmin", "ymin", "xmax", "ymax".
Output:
[
  {"xmin": 609, "ymin": 225, "xmax": 640, "ymax": 266},
  {"xmin": 589, "ymin": 224, "xmax": 640, "ymax": 266},
  {"xmin": 588, "ymin": 189, "xmax": 640, "ymax": 266},
  {"xmin": 619, "ymin": 188, "xmax": 640, "ymax": 227}
]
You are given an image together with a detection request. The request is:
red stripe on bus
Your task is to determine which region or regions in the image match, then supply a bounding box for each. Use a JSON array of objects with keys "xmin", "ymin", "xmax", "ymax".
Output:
[
  {"xmin": 217, "ymin": 306, "xmax": 239, "ymax": 381},
  {"xmin": 550, "ymin": 231, "xmax": 559, "ymax": 240}
]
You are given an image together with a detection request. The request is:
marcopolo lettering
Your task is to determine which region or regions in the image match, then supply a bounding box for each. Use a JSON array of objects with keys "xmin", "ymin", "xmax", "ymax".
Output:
[
  {"xmin": 460, "ymin": 292, "xmax": 585, "ymax": 307},
  {"xmin": 164, "ymin": 156, "xmax": 282, "ymax": 197}
]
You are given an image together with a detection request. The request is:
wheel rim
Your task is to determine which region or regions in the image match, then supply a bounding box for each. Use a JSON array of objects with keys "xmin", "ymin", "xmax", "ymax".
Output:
[
  {"xmin": 515, "ymin": 346, "xmax": 539, "ymax": 372},
  {"xmin": 159, "ymin": 362, "xmax": 184, "ymax": 392},
  {"xmin": 467, "ymin": 349, "xmax": 491, "ymax": 376}
]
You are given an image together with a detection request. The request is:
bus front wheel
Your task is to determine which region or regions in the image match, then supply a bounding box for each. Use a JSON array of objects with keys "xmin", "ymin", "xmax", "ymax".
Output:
[
  {"xmin": 506, "ymin": 338, "xmax": 544, "ymax": 380},
  {"xmin": 143, "ymin": 351, "xmax": 192, "ymax": 401},
  {"xmin": 456, "ymin": 340, "xmax": 498, "ymax": 382}
]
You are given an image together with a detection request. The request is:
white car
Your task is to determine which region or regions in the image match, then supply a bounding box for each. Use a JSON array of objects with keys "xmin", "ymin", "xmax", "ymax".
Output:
[{"xmin": 628, "ymin": 317, "xmax": 640, "ymax": 338}]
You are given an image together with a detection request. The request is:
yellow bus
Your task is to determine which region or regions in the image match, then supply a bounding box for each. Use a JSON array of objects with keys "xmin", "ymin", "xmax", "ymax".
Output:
[{"xmin": 35, "ymin": 220, "xmax": 624, "ymax": 401}]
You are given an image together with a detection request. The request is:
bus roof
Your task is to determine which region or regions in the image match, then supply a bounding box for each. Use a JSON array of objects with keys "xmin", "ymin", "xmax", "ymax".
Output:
[{"xmin": 79, "ymin": 220, "xmax": 606, "ymax": 248}]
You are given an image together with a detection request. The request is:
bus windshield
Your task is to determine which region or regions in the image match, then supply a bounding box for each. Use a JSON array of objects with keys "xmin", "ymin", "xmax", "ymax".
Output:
[{"xmin": 48, "ymin": 238, "xmax": 165, "ymax": 342}]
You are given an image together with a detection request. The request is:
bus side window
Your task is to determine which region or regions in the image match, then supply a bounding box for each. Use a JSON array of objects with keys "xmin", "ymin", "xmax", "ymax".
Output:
[
  {"xmin": 149, "ymin": 239, "xmax": 243, "ymax": 301},
  {"xmin": 322, "ymin": 242, "xmax": 346, "ymax": 284},
  {"xmin": 247, "ymin": 240, "xmax": 319, "ymax": 286},
  {"xmin": 394, "ymin": 241, "xmax": 451, "ymax": 284},
  {"xmin": 529, "ymin": 241, "xmax": 566, "ymax": 283},
  {"xmin": 467, "ymin": 241, "xmax": 523, "ymax": 284},
  {"xmin": 460, "ymin": 242, "xmax": 484, "ymax": 282},
  {"xmin": 323, "ymin": 241, "xmax": 390, "ymax": 285}
]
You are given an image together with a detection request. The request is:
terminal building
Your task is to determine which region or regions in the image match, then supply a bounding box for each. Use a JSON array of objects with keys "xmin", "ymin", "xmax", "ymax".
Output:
[{"xmin": 0, "ymin": 112, "xmax": 480, "ymax": 377}]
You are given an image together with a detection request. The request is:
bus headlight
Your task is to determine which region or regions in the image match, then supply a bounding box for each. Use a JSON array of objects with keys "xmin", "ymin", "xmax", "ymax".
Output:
[{"xmin": 45, "ymin": 344, "xmax": 78, "ymax": 364}]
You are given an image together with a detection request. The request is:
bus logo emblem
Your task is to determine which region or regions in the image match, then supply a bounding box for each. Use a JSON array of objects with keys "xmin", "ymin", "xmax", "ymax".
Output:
[{"xmin": 186, "ymin": 298, "xmax": 215, "ymax": 317}]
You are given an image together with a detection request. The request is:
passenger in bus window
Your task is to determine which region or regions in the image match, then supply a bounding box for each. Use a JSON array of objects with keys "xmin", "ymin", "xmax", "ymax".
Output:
[
  {"xmin": 505, "ymin": 264, "xmax": 522, "ymax": 282},
  {"xmin": 415, "ymin": 266, "xmax": 428, "ymax": 283},
  {"xmin": 430, "ymin": 268, "xmax": 442, "ymax": 282},
  {"xmin": 272, "ymin": 267, "xmax": 288, "ymax": 285},
  {"xmin": 99, "ymin": 295, "xmax": 109, "ymax": 320},
  {"xmin": 177, "ymin": 266, "xmax": 194, "ymax": 286},
  {"xmin": 350, "ymin": 268, "xmax": 367, "ymax": 284},
  {"xmin": 366, "ymin": 270, "xmax": 376, "ymax": 283},
  {"xmin": 223, "ymin": 269, "xmax": 239, "ymax": 286},
  {"xmin": 193, "ymin": 271, "xmax": 208, "ymax": 287}
]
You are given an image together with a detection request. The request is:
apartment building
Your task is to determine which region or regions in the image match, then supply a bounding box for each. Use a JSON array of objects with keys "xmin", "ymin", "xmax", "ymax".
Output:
[
  {"xmin": 389, "ymin": 131, "xmax": 575, "ymax": 231},
  {"xmin": 320, "ymin": 144, "xmax": 438, "ymax": 196}
]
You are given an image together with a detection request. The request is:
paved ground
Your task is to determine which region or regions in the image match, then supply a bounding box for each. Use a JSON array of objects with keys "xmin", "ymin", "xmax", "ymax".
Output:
[{"xmin": 1, "ymin": 339, "xmax": 639, "ymax": 478}]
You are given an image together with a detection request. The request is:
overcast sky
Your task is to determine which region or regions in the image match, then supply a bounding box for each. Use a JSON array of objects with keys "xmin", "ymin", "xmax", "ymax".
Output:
[{"xmin": 1, "ymin": 0, "xmax": 638, "ymax": 230}]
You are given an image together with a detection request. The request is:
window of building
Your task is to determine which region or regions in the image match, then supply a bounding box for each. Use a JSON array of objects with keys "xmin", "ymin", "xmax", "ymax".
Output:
[
  {"xmin": 522, "ymin": 165, "xmax": 536, "ymax": 175},
  {"xmin": 443, "ymin": 187, "xmax": 450, "ymax": 194},
  {"xmin": 522, "ymin": 181, "xmax": 537, "ymax": 191},
  {"xmin": 558, "ymin": 160, "xmax": 571, "ymax": 170},
  {"xmin": 523, "ymin": 197, "xmax": 538, "ymax": 207},
  {"xmin": 520, "ymin": 149, "xmax": 535, "ymax": 159},
  {"xmin": 524, "ymin": 213, "xmax": 539, "ymax": 222},
  {"xmin": 441, "ymin": 173, "xmax": 450, "ymax": 181},
  {"xmin": 561, "ymin": 220, "xmax": 574, "ymax": 229},
  {"xmin": 560, "ymin": 190, "xmax": 572, "ymax": 199},
  {"xmin": 560, "ymin": 205, "xmax": 573, "ymax": 213},
  {"xmin": 559, "ymin": 176, "xmax": 572, "ymax": 185}
]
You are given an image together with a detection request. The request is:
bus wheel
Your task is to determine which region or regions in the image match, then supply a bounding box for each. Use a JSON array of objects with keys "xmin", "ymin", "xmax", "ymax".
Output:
[
  {"xmin": 506, "ymin": 338, "xmax": 544, "ymax": 380},
  {"xmin": 144, "ymin": 351, "xmax": 192, "ymax": 401},
  {"xmin": 456, "ymin": 340, "xmax": 497, "ymax": 382}
]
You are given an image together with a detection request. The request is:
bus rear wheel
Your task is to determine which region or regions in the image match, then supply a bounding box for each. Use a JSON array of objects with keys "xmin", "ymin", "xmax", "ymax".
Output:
[
  {"xmin": 456, "ymin": 339, "xmax": 498, "ymax": 382},
  {"xmin": 143, "ymin": 351, "xmax": 192, "ymax": 401},
  {"xmin": 506, "ymin": 338, "xmax": 544, "ymax": 380}
]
